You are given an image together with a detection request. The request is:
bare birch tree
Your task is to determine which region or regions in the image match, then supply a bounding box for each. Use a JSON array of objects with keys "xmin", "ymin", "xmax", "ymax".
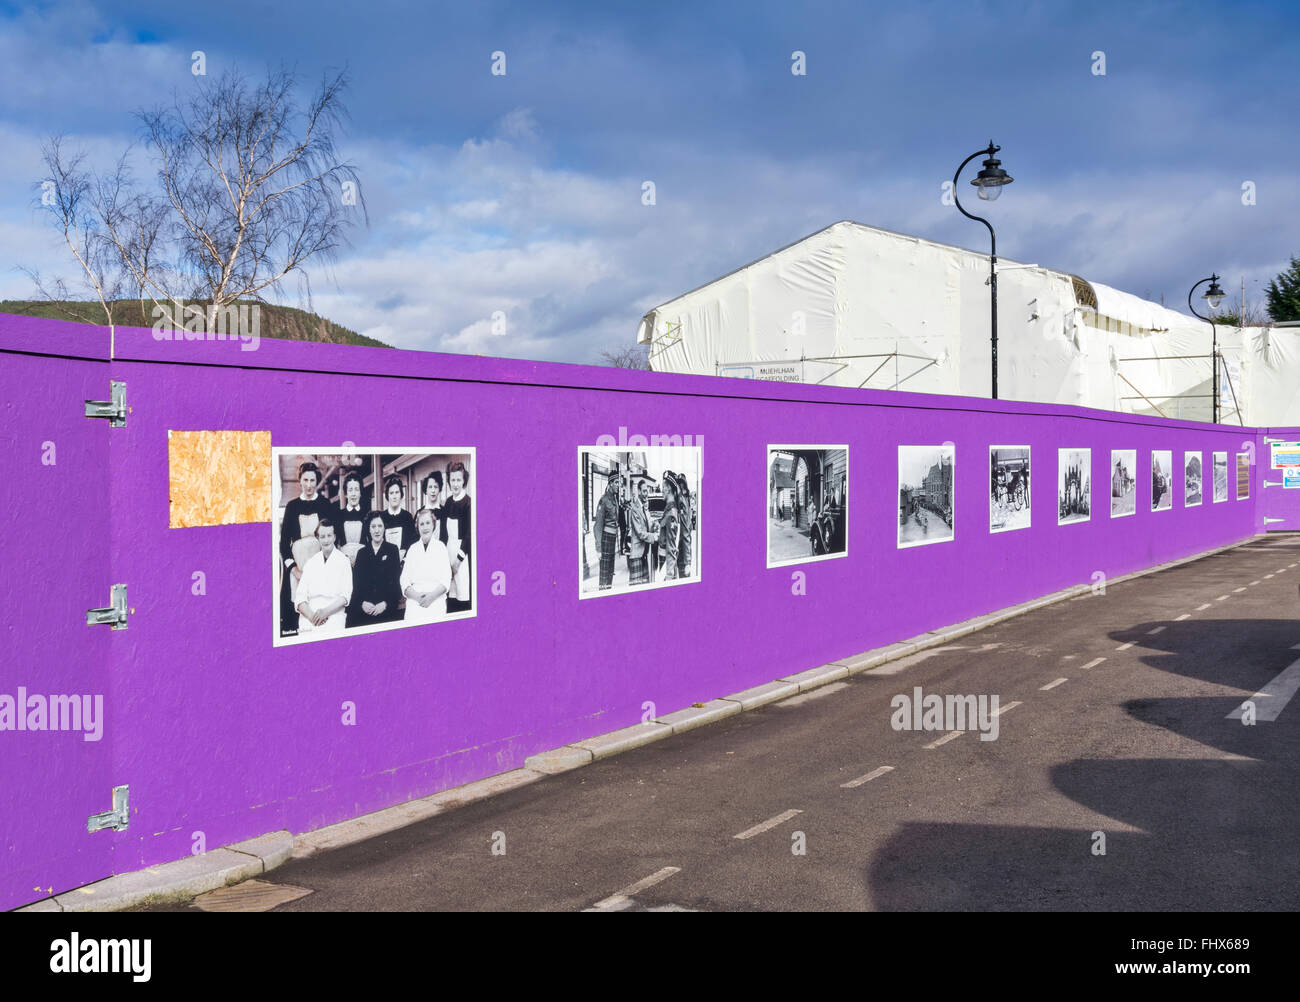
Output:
[{"xmin": 33, "ymin": 66, "xmax": 365, "ymax": 329}]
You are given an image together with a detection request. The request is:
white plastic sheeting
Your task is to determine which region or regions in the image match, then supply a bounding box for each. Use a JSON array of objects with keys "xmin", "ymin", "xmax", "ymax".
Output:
[{"xmin": 638, "ymin": 221, "xmax": 1299, "ymax": 425}]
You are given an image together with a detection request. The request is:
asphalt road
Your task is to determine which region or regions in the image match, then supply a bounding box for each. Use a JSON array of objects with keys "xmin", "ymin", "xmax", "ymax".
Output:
[{"xmin": 164, "ymin": 535, "xmax": 1300, "ymax": 911}]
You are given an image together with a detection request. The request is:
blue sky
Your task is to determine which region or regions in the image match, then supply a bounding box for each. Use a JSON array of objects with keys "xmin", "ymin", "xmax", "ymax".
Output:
[{"xmin": 2, "ymin": 0, "xmax": 1297, "ymax": 360}]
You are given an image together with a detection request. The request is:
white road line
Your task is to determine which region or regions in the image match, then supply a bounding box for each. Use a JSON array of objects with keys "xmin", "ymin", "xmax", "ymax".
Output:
[
  {"xmin": 1292, "ymin": 643, "xmax": 1300, "ymax": 651},
  {"xmin": 1217, "ymin": 595, "xmax": 1231, "ymax": 601},
  {"xmin": 776, "ymin": 682, "xmax": 849, "ymax": 707},
  {"xmin": 588, "ymin": 866, "xmax": 681, "ymax": 910},
  {"xmin": 1226, "ymin": 659, "xmax": 1300, "ymax": 722},
  {"xmin": 994, "ymin": 700, "xmax": 1022, "ymax": 716},
  {"xmin": 923, "ymin": 730, "xmax": 963, "ymax": 749},
  {"xmin": 1081, "ymin": 657, "xmax": 1106, "ymax": 670},
  {"xmin": 1250, "ymin": 581, "xmax": 1261, "ymax": 586},
  {"xmin": 1147, "ymin": 626, "xmax": 1166, "ymax": 635},
  {"xmin": 1233, "ymin": 587, "xmax": 1247, "ymax": 593},
  {"xmin": 1264, "ymin": 574, "xmax": 1275, "ymax": 579},
  {"xmin": 734, "ymin": 809, "xmax": 802, "ymax": 840},
  {"xmin": 1196, "ymin": 603, "xmax": 1212, "ymax": 611},
  {"xmin": 1116, "ymin": 641, "xmax": 1135, "ymax": 651},
  {"xmin": 1040, "ymin": 678, "xmax": 1068, "ymax": 691},
  {"xmin": 841, "ymin": 765, "xmax": 895, "ymax": 789},
  {"xmin": 1174, "ymin": 613, "xmax": 1191, "ymax": 621}
]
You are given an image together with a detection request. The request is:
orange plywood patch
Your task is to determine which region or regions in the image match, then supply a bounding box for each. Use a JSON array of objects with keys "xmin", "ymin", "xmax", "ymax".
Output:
[{"xmin": 168, "ymin": 430, "xmax": 272, "ymax": 528}]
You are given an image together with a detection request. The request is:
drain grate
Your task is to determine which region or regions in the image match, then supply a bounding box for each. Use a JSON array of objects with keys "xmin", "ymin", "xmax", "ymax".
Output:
[{"xmin": 194, "ymin": 879, "xmax": 313, "ymax": 912}]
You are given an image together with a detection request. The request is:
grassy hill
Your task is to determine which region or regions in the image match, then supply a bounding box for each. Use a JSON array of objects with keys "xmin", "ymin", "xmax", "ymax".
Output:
[{"xmin": 0, "ymin": 299, "xmax": 391, "ymax": 348}]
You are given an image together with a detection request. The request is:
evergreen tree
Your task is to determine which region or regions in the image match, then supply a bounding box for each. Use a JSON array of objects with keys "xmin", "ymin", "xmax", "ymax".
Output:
[{"xmin": 1265, "ymin": 256, "xmax": 1300, "ymax": 322}]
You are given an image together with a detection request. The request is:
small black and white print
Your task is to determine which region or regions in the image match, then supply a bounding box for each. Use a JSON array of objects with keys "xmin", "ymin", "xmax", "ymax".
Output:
[
  {"xmin": 989, "ymin": 445, "xmax": 1030, "ymax": 533},
  {"xmin": 1212, "ymin": 451, "xmax": 1229, "ymax": 503},
  {"xmin": 767, "ymin": 446, "xmax": 848, "ymax": 568},
  {"xmin": 1152, "ymin": 449, "xmax": 1173, "ymax": 511},
  {"xmin": 1057, "ymin": 448, "xmax": 1091, "ymax": 525},
  {"xmin": 1184, "ymin": 451, "xmax": 1203, "ymax": 507},
  {"xmin": 899, "ymin": 445, "xmax": 955, "ymax": 548},
  {"xmin": 1110, "ymin": 449, "xmax": 1137, "ymax": 518},
  {"xmin": 579, "ymin": 445, "xmax": 701, "ymax": 598}
]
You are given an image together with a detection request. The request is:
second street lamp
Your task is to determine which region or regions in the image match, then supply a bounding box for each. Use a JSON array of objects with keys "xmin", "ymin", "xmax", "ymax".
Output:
[
  {"xmin": 953, "ymin": 142, "xmax": 1014, "ymax": 399},
  {"xmin": 1188, "ymin": 273, "xmax": 1226, "ymax": 423}
]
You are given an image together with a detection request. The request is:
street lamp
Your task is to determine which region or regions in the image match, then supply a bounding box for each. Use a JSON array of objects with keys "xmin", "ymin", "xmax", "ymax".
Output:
[
  {"xmin": 953, "ymin": 142, "xmax": 1014, "ymax": 399},
  {"xmin": 1188, "ymin": 274, "xmax": 1226, "ymax": 423}
]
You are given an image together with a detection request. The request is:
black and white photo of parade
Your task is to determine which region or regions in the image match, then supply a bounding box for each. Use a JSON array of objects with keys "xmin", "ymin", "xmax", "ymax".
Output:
[
  {"xmin": 898, "ymin": 445, "xmax": 955, "ymax": 548},
  {"xmin": 272, "ymin": 447, "xmax": 476, "ymax": 646},
  {"xmin": 1185, "ymin": 451, "xmax": 1203, "ymax": 507},
  {"xmin": 1152, "ymin": 449, "xmax": 1173, "ymax": 511},
  {"xmin": 1213, "ymin": 451, "xmax": 1229, "ymax": 502},
  {"xmin": 579, "ymin": 445, "xmax": 701, "ymax": 597},
  {"xmin": 1057, "ymin": 448, "xmax": 1091, "ymax": 525},
  {"xmin": 989, "ymin": 446, "xmax": 1030, "ymax": 533},
  {"xmin": 1110, "ymin": 449, "xmax": 1137, "ymax": 518},
  {"xmin": 767, "ymin": 447, "xmax": 848, "ymax": 567}
]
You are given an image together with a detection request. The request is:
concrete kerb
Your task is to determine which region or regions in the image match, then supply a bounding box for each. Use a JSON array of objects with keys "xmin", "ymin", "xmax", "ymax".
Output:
[{"xmin": 16, "ymin": 535, "xmax": 1259, "ymax": 913}]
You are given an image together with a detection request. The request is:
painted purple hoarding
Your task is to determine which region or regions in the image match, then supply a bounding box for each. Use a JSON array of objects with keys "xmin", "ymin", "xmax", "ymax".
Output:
[{"xmin": 0, "ymin": 314, "xmax": 1286, "ymax": 910}]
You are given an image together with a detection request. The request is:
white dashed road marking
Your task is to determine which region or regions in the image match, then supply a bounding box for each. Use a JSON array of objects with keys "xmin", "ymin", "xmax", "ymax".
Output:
[
  {"xmin": 1175, "ymin": 614, "xmax": 1191, "ymax": 621},
  {"xmin": 1227, "ymin": 659, "xmax": 1300, "ymax": 722},
  {"xmin": 1217, "ymin": 595, "xmax": 1231, "ymax": 601},
  {"xmin": 587, "ymin": 866, "xmax": 681, "ymax": 911},
  {"xmin": 734, "ymin": 809, "xmax": 802, "ymax": 840},
  {"xmin": 841, "ymin": 765, "xmax": 895, "ymax": 789},
  {"xmin": 923, "ymin": 731, "xmax": 963, "ymax": 749},
  {"xmin": 1116, "ymin": 642, "xmax": 1135, "ymax": 651},
  {"xmin": 1040, "ymin": 678, "xmax": 1068, "ymax": 691},
  {"xmin": 1234, "ymin": 587, "xmax": 1247, "ymax": 593},
  {"xmin": 1196, "ymin": 603, "xmax": 1212, "ymax": 611},
  {"xmin": 995, "ymin": 700, "xmax": 1022, "ymax": 716},
  {"xmin": 1081, "ymin": 657, "xmax": 1106, "ymax": 670},
  {"xmin": 1147, "ymin": 626, "xmax": 1166, "ymax": 635}
]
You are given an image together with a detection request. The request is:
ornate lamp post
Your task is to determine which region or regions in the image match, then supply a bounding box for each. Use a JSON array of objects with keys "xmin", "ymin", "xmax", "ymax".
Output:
[
  {"xmin": 953, "ymin": 141, "xmax": 1014, "ymax": 399},
  {"xmin": 1187, "ymin": 274, "xmax": 1226, "ymax": 422}
]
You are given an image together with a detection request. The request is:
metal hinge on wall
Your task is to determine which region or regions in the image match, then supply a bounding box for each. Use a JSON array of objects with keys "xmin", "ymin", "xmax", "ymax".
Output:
[
  {"xmin": 84, "ymin": 380, "xmax": 126, "ymax": 427},
  {"xmin": 86, "ymin": 584, "xmax": 128, "ymax": 630},
  {"xmin": 87, "ymin": 785, "xmax": 130, "ymax": 833}
]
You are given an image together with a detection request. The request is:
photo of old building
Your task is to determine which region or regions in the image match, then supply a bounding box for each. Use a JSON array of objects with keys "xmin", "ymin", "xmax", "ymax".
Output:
[
  {"xmin": 899, "ymin": 445, "xmax": 955, "ymax": 548},
  {"xmin": 1057, "ymin": 448, "xmax": 1091, "ymax": 524},
  {"xmin": 1111, "ymin": 450, "xmax": 1137, "ymax": 518}
]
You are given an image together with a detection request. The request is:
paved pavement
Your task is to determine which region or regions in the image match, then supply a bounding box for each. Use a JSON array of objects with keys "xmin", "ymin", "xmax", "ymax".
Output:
[{"xmin": 144, "ymin": 535, "xmax": 1300, "ymax": 911}]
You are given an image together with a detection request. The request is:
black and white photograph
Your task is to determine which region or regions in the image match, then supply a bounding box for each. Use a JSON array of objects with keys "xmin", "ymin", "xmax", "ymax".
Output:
[
  {"xmin": 1110, "ymin": 449, "xmax": 1137, "ymax": 518},
  {"xmin": 899, "ymin": 445, "xmax": 955, "ymax": 548},
  {"xmin": 1152, "ymin": 449, "xmax": 1173, "ymax": 511},
  {"xmin": 579, "ymin": 445, "xmax": 701, "ymax": 597},
  {"xmin": 989, "ymin": 445, "xmax": 1031, "ymax": 533},
  {"xmin": 273, "ymin": 447, "xmax": 476, "ymax": 646},
  {"xmin": 1236, "ymin": 452, "xmax": 1252, "ymax": 500},
  {"xmin": 767, "ymin": 447, "xmax": 848, "ymax": 567},
  {"xmin": 1057, "ymin": 448, "xmax": 1091, "ymax": 525},
  {"xmin": 1213, "ymin": 451, "xmax": 1230, "ymax": 503},
  {"xmin": 1184, "ymin": 451, "xmax": 1203, "ymax": 507}
]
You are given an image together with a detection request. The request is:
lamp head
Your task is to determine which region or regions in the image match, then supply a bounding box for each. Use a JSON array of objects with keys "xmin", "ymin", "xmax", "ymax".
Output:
[
  {"xmin": 1203, "ymin": 274, "xmax": 1226, "ymax": 310},
  {"xmin": 972, "ymin": 142, "xmax": 1013, "ymax": 201}
]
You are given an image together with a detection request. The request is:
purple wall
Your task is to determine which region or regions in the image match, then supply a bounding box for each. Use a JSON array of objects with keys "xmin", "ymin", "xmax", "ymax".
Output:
[{"xmin": 0, "ymin": 314, "xmax": 1278, "ymax": 910}]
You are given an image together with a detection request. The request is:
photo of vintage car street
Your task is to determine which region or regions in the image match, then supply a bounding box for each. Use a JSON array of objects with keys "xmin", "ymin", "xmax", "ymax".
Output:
[{"xmin": 767, "ymin": 447, "xmax": 848, "ymax": 567}]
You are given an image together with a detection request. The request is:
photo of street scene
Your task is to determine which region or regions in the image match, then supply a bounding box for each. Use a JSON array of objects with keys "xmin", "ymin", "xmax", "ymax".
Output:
[
  {"xmin": 1236, "ymin": 452, "xmax": 1251, "ymax": 499},
  {"xmin": 1152, "ymin": 450, "xmax": 1173, "ymax": 511},
  {"xmin": 989, "ymin": 446, "xmax": 1030, "ymax": 533},
  {"xmin": 579, "ymin": 445, "xmax": 700, "ymax": 597},
  {"xmin": 767, "ymin": 447, "xmax": 848, "ymax": 567},
  {"xmin": 272, "ymin": 447, "xmax": 476, "ymax": 647},
  {"xmin": 899, "ymin": 445, "xmax": 955, "ymax": 548},
  {"xmin": 1185, "ymin": 451, "xmax": 1203, "ymax": 506},
  {"xmin": 1110, "ymin": 449, "xmax": 1136, "ymax": 518},
  {"xmin": 1213, "ymin": 451, "xmax": 1229, "ymax": 502},
  {"xmin": 1057, "ymin": 448, "xmax": 1091, "ymax": 524}
]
